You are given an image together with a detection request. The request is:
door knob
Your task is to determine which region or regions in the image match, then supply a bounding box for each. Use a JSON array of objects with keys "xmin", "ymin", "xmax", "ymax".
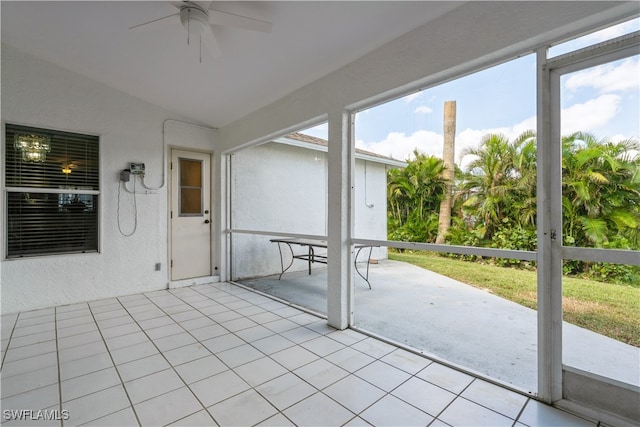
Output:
[{"xmin": 204, "ymin": 219, "xmax": 210, "ymax": 224}]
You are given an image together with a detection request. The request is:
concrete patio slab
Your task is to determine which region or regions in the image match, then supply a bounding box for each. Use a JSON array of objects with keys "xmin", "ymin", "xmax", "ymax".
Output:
[{"xmin": 237, "ymin": 260, "xmax": 640, "ymax": 393}]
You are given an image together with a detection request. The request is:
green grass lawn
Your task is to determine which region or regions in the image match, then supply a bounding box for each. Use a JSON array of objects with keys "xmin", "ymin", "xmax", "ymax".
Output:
[{"xmin": 389, "ymin": 251, "xmax": 640, "ymax": 347}]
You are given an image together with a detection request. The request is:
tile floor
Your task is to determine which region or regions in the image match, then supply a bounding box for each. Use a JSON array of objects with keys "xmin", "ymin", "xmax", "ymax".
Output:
[{"xmin": 1, "ymin": 282, "xmax": 596, "ymax": 426}]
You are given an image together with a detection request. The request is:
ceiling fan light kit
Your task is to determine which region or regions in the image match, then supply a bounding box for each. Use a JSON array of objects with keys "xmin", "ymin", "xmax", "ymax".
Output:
[{"xmin": 180, "ymin": 6, "xmax": 209, "ymax": 36}]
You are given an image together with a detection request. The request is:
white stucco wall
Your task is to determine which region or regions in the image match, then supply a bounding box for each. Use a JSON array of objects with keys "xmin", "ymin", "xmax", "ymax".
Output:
[
  {"xmin": 1, "ymin": 45, "xmax": 216, "ymax": 314},
  {"xmin": 230, "ymin": 142, "xmax": 389, "ymax": 279}
]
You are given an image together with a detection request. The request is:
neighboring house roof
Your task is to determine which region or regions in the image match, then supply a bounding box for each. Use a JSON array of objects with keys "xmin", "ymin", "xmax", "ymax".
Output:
[{"xmin": 275, "ymin": 132, "xmax": 406, "ymax": 167}]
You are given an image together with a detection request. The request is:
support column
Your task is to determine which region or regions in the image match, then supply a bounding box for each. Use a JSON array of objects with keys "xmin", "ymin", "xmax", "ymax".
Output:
[
  {"xmin": 536, "ymin": 47, "xmax": 563, "ymax": 403},
  {"xmin": 326, "ymin": 110, "xmax": 353, "ymax": 330}
]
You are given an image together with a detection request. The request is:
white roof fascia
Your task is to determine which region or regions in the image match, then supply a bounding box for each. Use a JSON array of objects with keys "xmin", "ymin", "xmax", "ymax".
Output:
[{"xmin": 273, "ymin": 136, "xmax": 406, "ymax": 168}]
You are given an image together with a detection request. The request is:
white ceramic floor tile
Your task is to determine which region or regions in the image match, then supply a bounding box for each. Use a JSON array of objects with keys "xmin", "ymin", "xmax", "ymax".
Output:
[
  {"xmin": 351, "ymin": 337, "xmax": 396, "ymax": 359},
  {"xmin": 518, "ymin": 399, "xmax": 595, "ymax": 426},
  {"xmin": 417, "ymin": 362, "xmax": 475, "ymax": 394},
  {"xmin": 270, "ymin": 345, "xmax": 320, "ymax": 371},
  {"xmin": 2, "ymin": 339, "xmax": 56, "ymax": 363},
  {"xmin": 62, "ymin": 385, "xmax": 131, "ymax": 427},
  {"xmin": 179, "ymin": 316, "xmax": 217, "ymax": 331},
  {"xmin": 343, "ymin": 416, "xmax": 373, "ymax": 426},
  {"xmin": 6, "ymin": 330, "xmax": 55, "ymax": 348},
  {"xmin": 56, "ymin": 314, "xmax": 94, "ymax": 329},
  {"xmin": 220, "ymin": 317, "xmax": 259, "ymax": 333},
  {"xmin": 174, "ymin": 354, "xmax": 228, "ymax": 384},
  {"xmin": 84, "ymin": 407, "xmax": 139, "ymax": 426},
  {"xmin": 153, "ymin": 331, "xmax": 197, "ymax": 352},
  {"xmin": 234, "ymin": 325, "xmax": 276, "ymax": 342},
  {"xmin": 255, "ymin": 372, "xmax": 317, "ymax": 411},
  {"xmin": 56, "ymin": 323, "xmax": 98, "ymax": 339},
  {"xmin": 124, "ymin": 368, "xmax": 185, "ymax": 404},
  {"xmin": 104, "ymin": 331, "xmax": 149, "ymax": 351},
  {"xmin": 234, "ymin": 356, "xmax": 288, "ymax": 387},
  {"xmin": 134, "ymin": 386, "xmax": 203, "ymax": 426},
  {"xmin": 189, "ymin": 324, "xmax": 229, "ymax": 341},
  {"xmin": 210, "ymin": 310, "xmax": 243, "ymax": 323},
  {"xmin": 256, "ymin": 413, "xmax": 296, "ymax": 426},
  {"xmin": 1, "ymin": 352, "xmax": 58, "ymax": 378},
  {"xmin": 209, "ymin": 389, "xmax": 278, "ymax": 426},
  {"xmin": 57, "ymin": 330, "xmax": 102, "ymax": 350},
  {"xmin": 439, "ymin": 397, "xmax": 514, "ymax": 426},
  {"xmin": 116, "ymin": 353, "xmax": 171, "ymax": 382},
  {"xmin": 251, "ymin": 334, "xmax": 295, "ymax": 355},
  {"xmin": 300, "ymin": 335, "xmax": 346, "ymax": 357},
  {"xmin": 61, "ymin": 367, "xmax": 122, "ymax": 402},
  {"xmin": 323, "ymin": 374, "xmax": 386, "ymax": 413},
  {"xmin": 381, "ymin": 348, "xmax": 433, "ymax": 375},
  {"xmin": 360, "ymin": 394, "xmax": 434, "ymax": 427},
  {"xmin": 1, "ymin": 404, "xmax": 61, "ymax": 427},
  {"xmin": 190, "ymin": 370, "xmax": 250, "ymax": 407},
  {"xmin": 264, "ymin": 318, "xmax": 300, "ymax": 333},
  {"xmin": 325, "ymin": 347, "xmax": 376, "ymax": 373},
  {"xmin": 58, "ymin": 340, "xmax": 108, "ymax": 364},
  {"xmin": 461, "ymin": 378, "xmax": 528, "ymax": 419},
  {"xmin": 137, "ymin": 315, "xmax": 176, "ymax": 330},
  {"xmin": 171, "ymin": 310, "xmax": 205, "ymax": 323},
  {"xmin": 1, "ymin": 366, "xmax": 59, "ymax": 398},
  {"xmin": 355, "ymin": 360, "xmax": 411, "ymax": 392},
  {"xmin": 100, "ymin": 322, "xmax": 142, "ymax": 340},
  {"xmin": 110, "ymin": 341, "xmax": 159, "ymax": 365},
  {"xmin": 284, "ymin": 392, "xmax": 354, "ymax": 427},
  {"xmin": 217, "ymin": 343, "xmax": 265, "ymax": 368},
  {"xmin": 201, "ymin": 333, "xmax": 245, "ymax": 354},
  {"xmin": 95, "ymin": 315, "xmax": 134, "ymax": 329},
  {"xmin": 163, "ymin": 342, "xmax": 212, "ymax": 366},
  {"xmin": 12, "ymin": 322, "xmax": 56, "ymax": 338},
  {"xmin": 279, "ymin": 326, "xmax": 322, "ymax": 344},
  {"xmin": 168, "ymin": 409, "xmax": 219, "ymax": 426},
  {"xmin": 59, "ymin": 352, "xmax": 114, "ymax": 381},
  {"xmin": 294, "ymin": 358, "xmax": 349, "ymax": 389},
  {"xmin": 326, "ymin": 329, "xmax": 368, "ymax": 346},
  {"xmin": 0, "ymin": 384, "xmax": 59, "ymax": 414},
  {"xmin": 391, "ymin": 376, "xmax": 457, "ymax": 417},
  {"xmin": 249, "ymin": 312, "xmax": 283, "ymax": 325}
]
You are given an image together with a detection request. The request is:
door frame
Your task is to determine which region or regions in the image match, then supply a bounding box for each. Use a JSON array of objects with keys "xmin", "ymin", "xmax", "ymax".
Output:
[{"xmin": 168, "ymin": 146, "xmax": 215, "ymax": 287}]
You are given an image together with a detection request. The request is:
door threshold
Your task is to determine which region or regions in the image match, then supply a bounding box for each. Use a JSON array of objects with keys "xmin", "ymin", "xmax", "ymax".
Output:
[{"xmin": 169, "ymin": 275, "xmax": 220, "ymax": 289}]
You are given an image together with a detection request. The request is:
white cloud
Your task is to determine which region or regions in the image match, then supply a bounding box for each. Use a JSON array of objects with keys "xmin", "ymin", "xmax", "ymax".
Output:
[
  {"xmin": 356, "ymin": 130, "xmax": 442, "ymax": 162},
  {"xmin": 403, "ymin": 92, "xmax": 422, "ymax": 103},
  {"xmin": 582, "ymin": 18, "xmax": 640, "ymax": 44},
  {"xmin": 357, "ymin": 93, "xmax": 624, "ymax": 170},
  {"xmin": 414, "ymin": 106, "xmax": 433, "ymax": 114},
  {"xmin": 561, "ymin": 94, "xmax": 621, "ymax": 134},
  {"xmin": 564, "ymin": 58, "xmax": 640, "ymax": 93}
]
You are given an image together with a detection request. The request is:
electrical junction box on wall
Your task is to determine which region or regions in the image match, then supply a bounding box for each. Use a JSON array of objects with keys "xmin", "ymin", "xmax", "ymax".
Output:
[{"xmin": 130, "ymin": 162, "xmax": 145, "ymax": 175}]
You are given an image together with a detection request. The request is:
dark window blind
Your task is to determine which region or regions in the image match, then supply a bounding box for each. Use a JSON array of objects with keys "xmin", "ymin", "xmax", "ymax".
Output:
[{"xmin": 5, "ymin": 124, "xmax": 100, "ymax": 258}]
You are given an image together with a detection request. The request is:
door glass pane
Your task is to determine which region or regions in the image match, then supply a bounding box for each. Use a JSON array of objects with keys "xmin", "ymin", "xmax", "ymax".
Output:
[{"xmin": 180, "ymin": 158, "xmax": 202, "ymax": 215}]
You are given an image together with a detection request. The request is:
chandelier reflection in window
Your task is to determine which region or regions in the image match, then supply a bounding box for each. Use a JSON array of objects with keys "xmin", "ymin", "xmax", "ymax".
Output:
[{"xmin": 14, "ymin": 133, "xmax": 51, "ymax": 162}]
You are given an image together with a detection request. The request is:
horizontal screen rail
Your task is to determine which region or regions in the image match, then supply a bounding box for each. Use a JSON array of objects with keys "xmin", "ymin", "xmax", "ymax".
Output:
[{"xmin": 353, "ymin": 238, "xmax": 538, "ymax": 262}]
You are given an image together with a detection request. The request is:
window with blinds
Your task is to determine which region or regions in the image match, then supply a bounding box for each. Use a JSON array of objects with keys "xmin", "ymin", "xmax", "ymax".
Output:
[{"xmin": 5, "ymin": 124, "xmax": 100, "ymax": 258}]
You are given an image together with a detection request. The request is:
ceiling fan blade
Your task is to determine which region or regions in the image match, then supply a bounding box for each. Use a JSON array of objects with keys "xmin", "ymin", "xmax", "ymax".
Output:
[
  {"xmin": 208, "ymin": 9, "xmax": 272, "ymax": 33},
  {"xmin": 202, "ymin": 25, "xmax": 222, "ymax": 58},
  {"xmin": 191, "ymin": 1, "xmax": 213, "ymax": 10},
  {"xmin": 129, "ymin": 12, "xmax": 179, "ymax": 31}
]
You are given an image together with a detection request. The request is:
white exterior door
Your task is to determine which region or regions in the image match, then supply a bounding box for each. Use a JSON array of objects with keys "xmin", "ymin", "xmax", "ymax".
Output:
[{"xmin": 170, "ymin": 149, "xmax": 212, "ymax": 280}]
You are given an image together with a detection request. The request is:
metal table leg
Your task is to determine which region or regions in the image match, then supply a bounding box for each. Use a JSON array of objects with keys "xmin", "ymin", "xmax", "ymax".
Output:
[
  {"xmin": 355, "ymin": 246, "xmax": 373, "ymax": 289},
  {"xmin": 276, "ymin": 241, "xmax": 295, "ymax": 280}
]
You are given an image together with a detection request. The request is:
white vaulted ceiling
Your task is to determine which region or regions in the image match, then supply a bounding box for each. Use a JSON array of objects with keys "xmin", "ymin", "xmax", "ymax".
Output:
[{"xmin": 0, "ymin": 1, "xmax": 464, "ymax": 128}]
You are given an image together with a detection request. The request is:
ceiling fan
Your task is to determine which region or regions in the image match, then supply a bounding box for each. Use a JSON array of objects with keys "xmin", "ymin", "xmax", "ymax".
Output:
[{"xmin": 129, "ymin": 1, "xmax": 272, "ymax": 59}]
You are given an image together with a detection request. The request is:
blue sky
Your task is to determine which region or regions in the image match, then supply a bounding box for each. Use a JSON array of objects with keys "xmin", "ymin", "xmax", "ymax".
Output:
[{"xmin": 302, "ymin": 18, "xmax": 639, "ymax": 168}]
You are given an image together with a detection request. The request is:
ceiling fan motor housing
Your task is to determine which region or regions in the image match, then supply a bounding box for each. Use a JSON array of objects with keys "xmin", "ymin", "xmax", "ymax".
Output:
[{"xmin": 180, "ymin": 6, "xmax": 209, "ymax": 35}]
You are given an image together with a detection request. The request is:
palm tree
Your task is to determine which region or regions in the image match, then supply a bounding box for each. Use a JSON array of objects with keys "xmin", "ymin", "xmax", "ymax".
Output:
[
  {"xmin": 562, "ymin": 132, "xmax": 640, "ymax": 248},
  {"xmin": 387, "ymin": 150, "xmax": 447, "ymax": 242}
]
